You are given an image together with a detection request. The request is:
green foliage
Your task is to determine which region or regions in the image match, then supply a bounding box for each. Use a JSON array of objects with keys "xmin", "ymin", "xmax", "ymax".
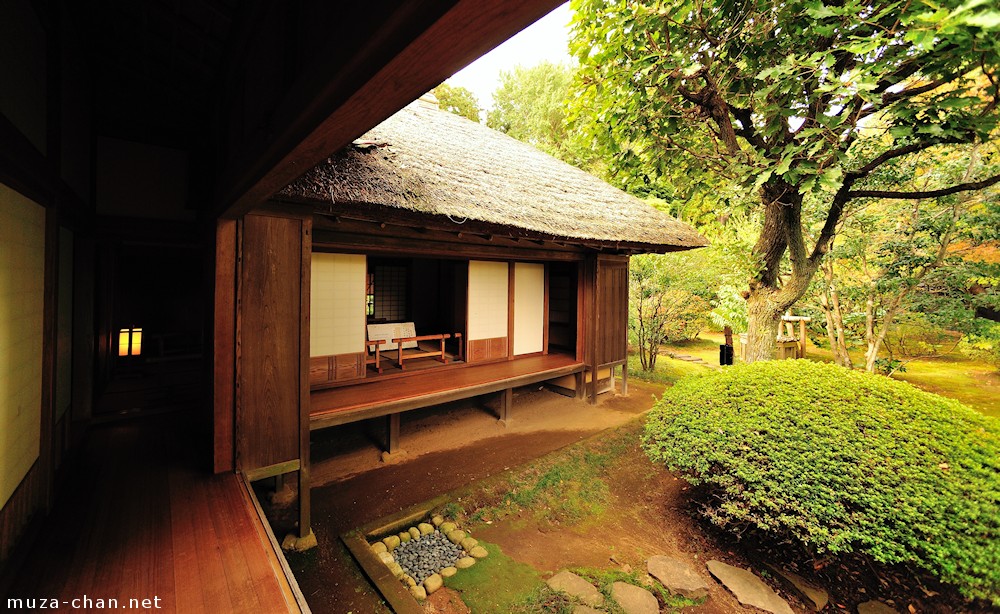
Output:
[
  {"xmin": 643, "ymin": 360, "xmax": 1000, "ymax": 605},
  {"xmin": 960, "ymin": 322, "xmax": 1000, "ymax": 372},
  {"xmin": 570, "ymin": 0, "xmax": 1000, "ymax": 200},
  {"xmin": 570, "ymin": 0, "xmax": 1000, "ymax": 357},
  {"xmin": 432, "ymin": 83, "xmax": 482, "ymax": 122},
  {"xmin": 872, "ymin": 356, "xmax": 906, "ymax": 375},
  {"xmin": 629, "ymin": 245, "xmax": 748, "ymax": 371},
  {"xmin": 487, "ymin": 62, "xmax": 594, "ymax": 166}
]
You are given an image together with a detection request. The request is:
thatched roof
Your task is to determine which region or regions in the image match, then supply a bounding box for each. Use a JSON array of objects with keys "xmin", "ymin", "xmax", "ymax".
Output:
[{"xmin": 278, "ymin": 98, "xmax": 706, "ymax": 252}]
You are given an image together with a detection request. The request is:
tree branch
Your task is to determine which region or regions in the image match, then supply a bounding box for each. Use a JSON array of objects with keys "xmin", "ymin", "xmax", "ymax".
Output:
[
  {"xmin": 847, "ymin": 173, "xmax": 1000, "ymax": 199},
  {"xmin": 730, "ymin": 104, "xmax": 769, "ymax": 152},
  {"xmin": 846, "ymin": 139, "xmax": 961, "ymax": 181}
]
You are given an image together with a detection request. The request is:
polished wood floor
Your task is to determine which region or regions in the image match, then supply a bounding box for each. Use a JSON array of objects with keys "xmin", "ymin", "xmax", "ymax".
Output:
[
  {"xmin": 311, "ymin": 352, "xmax": 584, "ymax": 429},
  {"xmin": 4, "ymin": 414, "xmax": 303, "ymax": 613}
]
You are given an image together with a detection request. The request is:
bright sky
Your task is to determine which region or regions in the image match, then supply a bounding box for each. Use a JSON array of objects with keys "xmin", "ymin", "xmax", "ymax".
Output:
[{"xmin": 444, "ymin": 2, "xmax": 574, "ymax": 113}]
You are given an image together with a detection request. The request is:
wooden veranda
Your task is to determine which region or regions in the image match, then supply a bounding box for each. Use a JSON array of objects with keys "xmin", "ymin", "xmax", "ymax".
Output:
[{"xmin": 310, "ymin": 352, "xmax": 585, "ymax": 452}]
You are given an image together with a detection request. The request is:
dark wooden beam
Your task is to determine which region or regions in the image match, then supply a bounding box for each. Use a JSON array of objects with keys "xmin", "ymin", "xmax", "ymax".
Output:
[
  {"xmin": 313, "ymin": 229, "xmax": 586, "ymax": 262},
  {"xmin": 216, "ymin": 0, "xmax": 563, "ymax": 218}
]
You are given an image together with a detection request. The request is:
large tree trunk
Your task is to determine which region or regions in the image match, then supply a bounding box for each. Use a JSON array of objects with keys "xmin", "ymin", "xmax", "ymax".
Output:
[
  {"xmin": 745, "ymin": 292, "xmax": 782, "ymax": 362},
  {"xmin": 743, "ymin": 183, "xmax": 823, "ymax": 362}
]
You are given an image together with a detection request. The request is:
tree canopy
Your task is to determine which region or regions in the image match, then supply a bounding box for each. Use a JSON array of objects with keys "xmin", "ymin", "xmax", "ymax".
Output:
[
  {"xmin": 570, "ymin": 0, "xmax": 1000, "ymax": 360},
  {"xmin": 487, "ymin": 62, "xmax": 585, "ymax": 163},
  {"xmin": 432, "ymin": 83, "xmax": 482, "ymax": 123}
]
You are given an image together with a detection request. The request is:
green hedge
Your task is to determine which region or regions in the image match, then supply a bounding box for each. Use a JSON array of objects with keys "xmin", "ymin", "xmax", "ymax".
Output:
[{"xmin": 642, "ymin": 360, "xmax": 1000, "ymax": 605}]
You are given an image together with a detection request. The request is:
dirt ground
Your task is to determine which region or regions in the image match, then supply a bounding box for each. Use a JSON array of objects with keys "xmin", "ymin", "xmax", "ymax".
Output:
[
  {"xmin": 281, "ymin": 380, "xmax": 809, "ymax": 614},
  {"xmin": 284, "ymin": 382, "xmax": 661, "ymax": 613}
]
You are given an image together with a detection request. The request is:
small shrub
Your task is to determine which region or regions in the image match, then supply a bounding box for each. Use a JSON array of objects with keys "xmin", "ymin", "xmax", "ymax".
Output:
[{"xmin": 642, "ymin": 360, "xmax": 1000, "ymax": 605}]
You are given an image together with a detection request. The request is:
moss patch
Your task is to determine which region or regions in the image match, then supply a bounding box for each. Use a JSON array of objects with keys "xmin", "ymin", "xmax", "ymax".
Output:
[{"xmin": 444, "ymin": 542, "xmax": 544, "ymax": 613}]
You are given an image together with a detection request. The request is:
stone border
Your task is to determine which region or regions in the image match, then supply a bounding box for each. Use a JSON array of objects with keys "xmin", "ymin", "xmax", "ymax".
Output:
[
  {"xmin": 370, "ymin": 515, "xmax": 485, "ymax": 600},
  {"xmin": 343, "ymin": 495, "xmax": 479, "ymax": 613}
]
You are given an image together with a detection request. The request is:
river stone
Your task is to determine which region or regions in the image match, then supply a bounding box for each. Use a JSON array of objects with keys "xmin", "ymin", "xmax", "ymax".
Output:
[
  {"xmin": 440, "ymin": 566, "xmax": 458, "ymax": 578},
  {"xmin": 857, "ymin": 601, "xmax": 899, "ymax": 614},
  {"xmin": 706, "ymin": 561, "xmax": 794, "ymax": 614},
  {"xmin": 447, "ymin": 529, "xmax": 467, "ymax": 544},
  {"xmin": 399, "ymin": 531, "xmax": 411, "ymax": 543},
  {"xmin": 470, "ymin": 545, "xmax": 489, "ymax": 559},
  {"xmin": 440, "ymin": 521, "xmax": 457, "ymax": 534},
  {"xmin": 432, "ymin": 515, "xmax": 444, "ymax": 527},
  {"xmin": 371, "ymin": 542, "xmax": 387, "ymax": 554},
  {"xmin": 455, "ymin": 556, "xmax": 476, "ymax": 569},
  {"xmin": 460, "ymin": 536, "xmax": 479, "ymax": 551},
  {"xmin": 767, "ymin": 565, "xmax": 829, "ymax": 611},
  {"xmin": 403, "ymin": 575, "xmax": 416, "ymax": 588},
  {"xmin": 408, "ymin": 527, "xmax": 421, "ymax": 540},
  {"xmin": 382, "ymin": 535, "xmax": 400, "ymax": 551},
  {"xmin": 377, "ymin": 551, "xmax": 394, "ymax": 564},
  {"xmin": 647, "ymin": 555, "xmax": 709, "ymax": 599},
  {"xmin": 611, "ymin": 581, "xmax": 659, "ymax": 614},
  {"xmin": 546, "ymin": 570, "xmax": 604, "ymax": 607},
  {"xmin": 424, "ymin": 573, "xmax": 444, "ymax": 594},
  {"xmin": 418, "ymin": 522, "xmax": 435, "ymax": 535},
  {"xmin": 410, "ymin": 585, "xmax": 427, "ymax": 601},
  {"xmin": 388, "ymin": 562, "xmax": 404, "ymax": 579}
]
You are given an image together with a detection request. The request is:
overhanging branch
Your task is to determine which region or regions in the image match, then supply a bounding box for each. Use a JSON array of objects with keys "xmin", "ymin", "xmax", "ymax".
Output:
[{"xmin": 847, "ymin": 173, "xmax": 1000, "ymax": 199}]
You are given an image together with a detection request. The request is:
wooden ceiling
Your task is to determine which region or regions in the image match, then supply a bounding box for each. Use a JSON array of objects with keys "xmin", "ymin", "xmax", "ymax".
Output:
[
  {"xmin": 69, "ymin": 0, "xmax": 236, "ymax": 147},
  {"xmin": 64, "ymin": 0, "xmax": 564, "ymax": 215}
]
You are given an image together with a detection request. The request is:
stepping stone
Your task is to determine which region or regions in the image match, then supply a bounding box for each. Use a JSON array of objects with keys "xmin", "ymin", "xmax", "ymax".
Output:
[
  {"xmin": 767, "ymin": 565, "xmax": 829, "ymax": 611},
  {"xmin": 610, "ymin": 581, "xmax": 659, "ymax": 614},
  {"xmin": 546, "ymin": 570, "xmax": 604, "ymax": 607},
  {"xmin": 647, "ymin": 555, "xmax": 710, "ymax": 599},
  {"xmin": 857, "ymin": 601, "xmax": 899, "ymax": 614},
  {"xmin": 706, "ymin": 560, "xmax": 793, "ymax": 614}
]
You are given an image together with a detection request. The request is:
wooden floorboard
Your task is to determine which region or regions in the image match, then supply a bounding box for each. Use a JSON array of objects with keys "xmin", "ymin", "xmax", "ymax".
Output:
[
  {"xmin": 310, "ymin": 352, "xmax": 584, "ymax": 429},
  {"xmin": 3, "ymin": 413, "xmax": 303, "ymax": 613}
]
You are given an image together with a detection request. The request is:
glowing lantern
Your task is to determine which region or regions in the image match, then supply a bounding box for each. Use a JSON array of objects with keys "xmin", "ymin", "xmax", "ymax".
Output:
[{"xmin": 118, "ymin": 327, "xmax": 143, "ymax": 356}]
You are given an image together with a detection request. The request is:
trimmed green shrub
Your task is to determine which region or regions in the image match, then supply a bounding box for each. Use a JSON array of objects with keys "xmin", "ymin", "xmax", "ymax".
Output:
[{"xmin": 642, "ymin": 360, "xmax": 1000, "ymax": 605}]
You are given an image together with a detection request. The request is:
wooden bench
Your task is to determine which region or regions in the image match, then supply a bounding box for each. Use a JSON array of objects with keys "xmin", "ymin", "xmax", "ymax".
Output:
[
  {"xmin": 365, "ymin": 339, "xmax": 386, "ymax": 374},
  {"xmin": 391, "ymin": 332, "xmax": 463, "ymax": 370}
]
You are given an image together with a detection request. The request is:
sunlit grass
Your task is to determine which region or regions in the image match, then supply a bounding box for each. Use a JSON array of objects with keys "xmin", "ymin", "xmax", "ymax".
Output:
[
  {"xmin": 661, "ymin": 331, "xmax": 998, "ymax": 417},
  {"xmin": 626, "ymin": 353, "xmax": 707, "ymax": 385},
  {"xmin": 893, "ymin": 357, "xmax": 1000, "ymax": 418}
]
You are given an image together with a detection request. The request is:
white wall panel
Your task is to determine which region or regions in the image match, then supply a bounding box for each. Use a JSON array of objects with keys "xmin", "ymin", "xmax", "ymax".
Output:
[
  {"xmin": 0, "ymin": 182, "xmax": 45, "ymax": 508},
  {"xmin": 468, "ymin": 261, "xmax": 508, "ymax": 340},
  {"xmin": 513, "ymin": 263, "xmax": 544, "ymax": 355},
  {"xmin": 310, "ymin": 253, "xmax": 366, "ymax": 356}
]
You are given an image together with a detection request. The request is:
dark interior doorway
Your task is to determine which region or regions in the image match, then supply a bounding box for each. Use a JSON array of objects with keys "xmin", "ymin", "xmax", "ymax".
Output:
[{"xmin": 94, "ymin": 239, "xmax": 206, "ymax": 418}]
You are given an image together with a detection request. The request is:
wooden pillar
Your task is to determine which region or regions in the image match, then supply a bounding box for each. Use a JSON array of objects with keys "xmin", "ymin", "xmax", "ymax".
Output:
[
  {"xmin": 213, "ymin": 219, "xmax": 237, "ymax": 473},
  {"xmin": 385, "ymin": 413, "xmax": 400, "ymax": 454},
  {"xmin": 498, "ymin": 388, "xmax": 512, "ymax": 425},
  {"xmin": 798, "ymin": 320, "xmax": 807, "ymax": 359},
  {"xmin": 620, "ymin": 363, "xmax": 628, "ymax": 396},
  {"xmin": 574, "ymin": 371, "xmax": 585, "ymax": 400}
]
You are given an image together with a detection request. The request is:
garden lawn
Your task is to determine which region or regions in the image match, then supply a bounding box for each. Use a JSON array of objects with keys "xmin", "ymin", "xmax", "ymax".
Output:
[{"xmin": 893, "ymin": 356, "xmax": 1000, "ymax": 418}]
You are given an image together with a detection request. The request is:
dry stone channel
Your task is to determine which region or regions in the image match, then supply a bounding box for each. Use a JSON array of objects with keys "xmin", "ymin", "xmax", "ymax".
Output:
[
  {"xmin": 368, "ymin": 514, "xmax": 487, "ymax": 601},
  {"xmin": 393, "ymin": 531, "xmax": 463, "ymax": 584}
]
